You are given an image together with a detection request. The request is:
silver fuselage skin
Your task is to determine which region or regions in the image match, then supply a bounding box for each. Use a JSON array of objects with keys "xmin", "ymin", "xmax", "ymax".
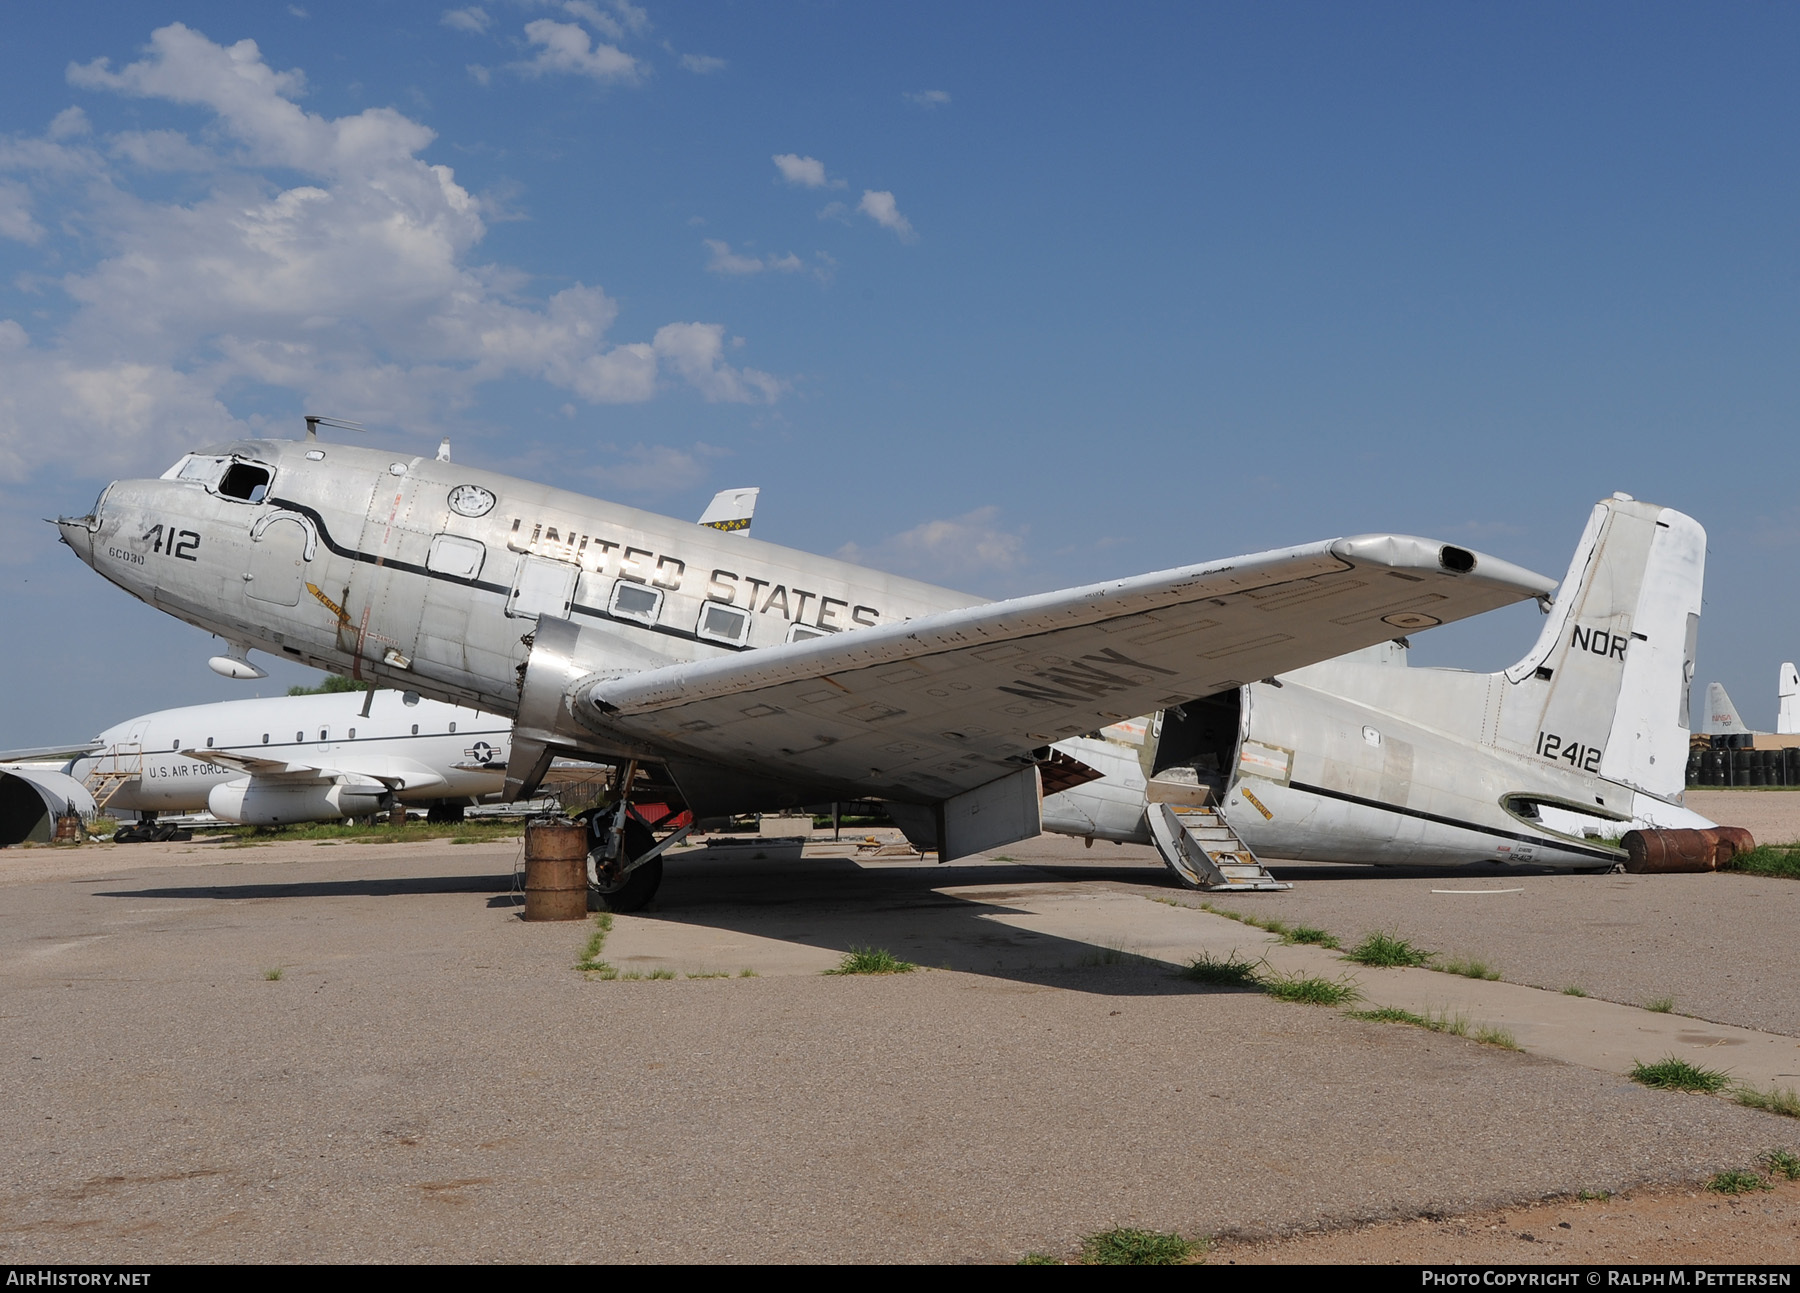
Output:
[{"xmin": 60, "ymin": 438, "xmax": 977, "ymax": 722}]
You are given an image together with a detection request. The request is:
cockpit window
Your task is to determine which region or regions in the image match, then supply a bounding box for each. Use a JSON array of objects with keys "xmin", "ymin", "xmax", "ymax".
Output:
[
  {"xmin": 218, "ymin": 462, "xmax": 272, "ymax": 502},
  {"xmin": 166, "ymin": 455, "xmax": 228, "ymax": 485}
]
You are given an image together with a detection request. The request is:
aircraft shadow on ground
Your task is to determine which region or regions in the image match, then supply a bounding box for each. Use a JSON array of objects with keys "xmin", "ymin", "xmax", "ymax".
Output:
[{"xmin": 97, "ymin": 874, "xmax": 517, "ymax": 901}]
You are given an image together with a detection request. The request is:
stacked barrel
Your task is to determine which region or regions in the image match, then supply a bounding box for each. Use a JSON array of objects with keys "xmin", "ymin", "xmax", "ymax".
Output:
[{"xmin": 1686, "ymin": 743, "xmax": 1800, "ymax": 787}]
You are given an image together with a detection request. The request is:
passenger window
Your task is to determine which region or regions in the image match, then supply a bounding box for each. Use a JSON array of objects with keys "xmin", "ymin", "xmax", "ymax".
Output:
[
  {"xmin": 262, "ymin": 734, "xmax": 269, "ymax": 744},
  {"xmin": 787, "ymin": 623, "xmax": 833, "ymax": 644},
  {"xmin": 218, "ymin": 462, "xmax": 272, "ymax": 502},
  {"xmin": 411, "ymin": 724, "xmax": 419, "ymax": 735},
  {"xmin": 427, "ymin": 534, "xmax": 486, "ymax": 580},
  {"xmin": 696, "ymin": 601, "xmax": 751, "ymax": 646},
  {"xmin": 295, "ymin": 731, "xmax": 304, "ymax": 742},
  {"xmin": 449, "ymin": 722, "xmax": 457, "ymax": 734},
  {"xmin": 609, "ymin": 580, "xmax": 664, "ymax": 626},
  {"xmin": 348, "ymin": 728, "xmax": 356, "ymax": 739}
]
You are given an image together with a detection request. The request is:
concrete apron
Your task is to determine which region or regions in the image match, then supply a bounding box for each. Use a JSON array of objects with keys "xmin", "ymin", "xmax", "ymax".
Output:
[{"xmin": 949, "ymin": 881, "xmax": 1800, "ymax": 1091}]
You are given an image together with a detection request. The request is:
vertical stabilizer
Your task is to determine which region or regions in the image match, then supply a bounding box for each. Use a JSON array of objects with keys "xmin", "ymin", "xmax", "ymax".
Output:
[
  {"xmin": 1779, "ymin": 664, "xmax": 1800, "ymax": 735},
  {"xmin": 697, "ymin": 487, "xmax": 760, "ymax": 534},
  {"xmin": 1496, "ymin": 495, "xmax": 1704, "ymax": 801},
  {"xmin": 1704, "ymin": 683, "xmax": 1752, "ymax": 736}
]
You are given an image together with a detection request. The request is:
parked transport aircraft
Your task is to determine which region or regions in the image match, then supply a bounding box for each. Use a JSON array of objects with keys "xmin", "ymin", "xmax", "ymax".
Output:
[
  {"xmin": 1037, "ymin": 495, "xmax": 1714, "ymax": 886},
  {"xmin": 56, "ymin": 423, "xmax": 1555, "ymax": 905}
]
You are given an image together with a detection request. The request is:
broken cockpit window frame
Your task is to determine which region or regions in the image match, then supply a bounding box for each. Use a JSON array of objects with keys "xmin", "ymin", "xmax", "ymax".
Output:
[{"xmin": 161, "ymin": 454, "xmax": 275, "ymax": 503}]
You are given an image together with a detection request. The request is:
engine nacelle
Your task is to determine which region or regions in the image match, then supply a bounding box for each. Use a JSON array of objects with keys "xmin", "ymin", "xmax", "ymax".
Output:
[{"xmin": 208, "ymin": 777, "xmax": 390, "ymax": 826}]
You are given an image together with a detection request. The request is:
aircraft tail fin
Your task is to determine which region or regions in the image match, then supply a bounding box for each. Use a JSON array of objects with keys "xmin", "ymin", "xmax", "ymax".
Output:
[
  {"xmin": 1704, "ymin": 682, "xmax": 1751, "ymax": 736},
  {"xmin": 1779, "ymin": 664, "xmax": 1800, "ymax": 735},
  {"xmin": 1499, "ymin": 494, "xmax": 1704, "ymax": 801},
  {"xmin": 697, "ymin": 487, "xmax": 760, "ymax": 535}
]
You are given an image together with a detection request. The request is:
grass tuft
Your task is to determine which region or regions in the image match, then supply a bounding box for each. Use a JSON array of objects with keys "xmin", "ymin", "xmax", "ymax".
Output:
[
  {"xmin": 1179, "ymin": 952, "xmax": 1262, "ymax": 987},
  {"xmin": 1707, "ymin": 1169, "xmax": 1771, "ymax": 1195},
  {"xmin": 1760, "ymin": 1149, "xmax": 1800, "ymax": 1180},
  {"xmin": 1474, "ymin": 1025, "xmax": 1521, "ymax": 1051},
  {"xmin": 1722, "ymin": 844, "xmax": 1800, "ymax": 880},
  {"xmin": 824, "ymin": 946, "xmax": 916, "ymax": 976},
  {"xmin": 1282, "ymin": 925, "xmax": 1340, "ymax": 949},
  {"xmin": 1630, "ymin": 1056, "xmax": 1731, "ymax": 1093},
  {"xmin": 1645, "ymin": 996, "xmax": 1676, "ymax": 1014},
  {"xmin": 1346, "ymin": 1007, "xmax": 1518, "ymax": 1049},
  {"xmin": 1077, "ymin": 1228, "xmax": 1206, "ymax": 1265},
  {"xmin": 1017, "ymin": 1253, "xmax": 1060, "ymax": 1266},
  {"xmin": 1439, "ymin": 956, "xmax": 1501, "ymax": 981},
  {"xmin": 576, "ymin": 912, "xmax": 614, "ymax": 974},
  {"xmin": 738, "ymin": 968, "xmax": 758, "ymax": 978},
  {"xmin": 1345, "ymin": 931, "xmax": 1433, "ymax": 968},
  {"xmin": 1562, "ymin": 985, "xmax": 1588, "ymax": 997},
  {"xmin": 1262, "ymin": 973, "xmax": 1359, "ymax": 1005},
  {"xmin": 262, "ymin": 967, "xmax": 283, "ymax": 981},
  {"xmin": 1576, "ymin": 1189, "xmax": 1611, "ymax": 1202},
  {"xmin": 1735, "ymin": 1087, "xmax": 1800, "ymax": 1119}
]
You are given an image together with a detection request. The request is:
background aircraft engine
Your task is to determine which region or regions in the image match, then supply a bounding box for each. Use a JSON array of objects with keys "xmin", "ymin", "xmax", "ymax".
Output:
[{"xmin": 208, "ymin": 778, "xmax": 390, "ymax": 826}]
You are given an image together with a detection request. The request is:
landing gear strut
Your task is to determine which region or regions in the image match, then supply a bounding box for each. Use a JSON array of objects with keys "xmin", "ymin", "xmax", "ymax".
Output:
[{"xmin": 579, "ymin": 761, "xmax": 691, "ymax": 913}]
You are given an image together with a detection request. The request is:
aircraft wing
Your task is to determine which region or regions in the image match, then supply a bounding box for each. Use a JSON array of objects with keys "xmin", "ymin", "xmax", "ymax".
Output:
[
  {"xmin": 583, "ymin": 534, "xmax": 1556, "ymax": 807},
  {"xmin": 186, "ymin": 749, "xmax": 453, "ymax": 792},
  {"xmin": 0, "ymin": 741, "xmax": 102, "ymax": 764}
]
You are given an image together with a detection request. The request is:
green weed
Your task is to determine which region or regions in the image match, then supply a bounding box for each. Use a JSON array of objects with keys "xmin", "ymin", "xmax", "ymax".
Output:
[
  {"xmin": 1345, "ymin": 931, "xmax": 1432, "ymax": 968},
  {"xmin": 1575, "ymin": 1190, "xmax": 1611, "ymax": 1202},
  {"xmin": 1707, "ymin": 1169, "xmax": 1771, "ymax": 1195},
  {"xmin": 1645, "ymin": 996, "xmax": 1676, "ymax": 1014},
  {"xmin": 1345, "ymin": 1007, "xmax": 1517, "ymax": 1049},
  {"xmin": 1562, "ymin": 986, "xmax": 1588, "ymax": 997},
  {"xmin": 1282, "ymin": 925, "xmax": 1340, "ymax": 949},
  {"xmin": 1736, "ymin": 1087, "xmax": 1800, "ymax": 1119},
  {"xmin": 738, "ymin": 968, "xmax": 758, "ymax": 978},
  {"xmin": 1760, "ymin": 1149, "xmax": 1800, "ymax": 1180},
  {"xmin": 1179, "ymin": 952, "xmax": 1262, "ymax": 988},
  {"xmin": 262, "ymin": 967, "xmax": 283, "ymax": 981},
  {"xmin": 576, "ymin": 912, "xmax": 614, "ymax": 974},
  {"xmin": 1722, "ymin": 844, "xmax": 1800, "ymax": 880},
  {"xmin": 1262, "ymin": 974, "xmax": 1359, "ymax": 1005},
  {"xmin": 1439, "ymin": 956, "xmax": 1501, "ymax": 981},
  {"xmin": 1077, "ymin": 1228, "xmax": 1206, "ymax": 1265},
  {"xmin": 685, "ymin": 971, "xmax": 731, "ymax": 979},
  {"xmin": 1018, "ymin": 1253, "xmax": 1060, "ymax": 1266},
  {"xmin": 1474, "ymin": 1026, "xmax": 1521, "ymax": 1050},
  {"xmin": 647, "ymin": 968, "xmax": 675, "ymax": 980},
  {"xmin": 824, "ymin": 947, "xmax": 916, "ymax": 975},
  {"xmin": 1630, "ymin": 1056, "xmax": 1731, "ymax": 1093}
]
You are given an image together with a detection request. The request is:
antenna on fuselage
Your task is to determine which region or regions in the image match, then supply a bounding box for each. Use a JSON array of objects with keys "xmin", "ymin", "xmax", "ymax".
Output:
[{"xmin": 303, "ymin": 415, "xmax": 367, "ymax": 441}]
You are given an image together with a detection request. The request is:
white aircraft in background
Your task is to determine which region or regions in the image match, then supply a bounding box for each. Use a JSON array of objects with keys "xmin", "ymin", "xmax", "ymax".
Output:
[
  {"xmin": 56, "ymin": 421, "xmax": 1554, "ymax": 907},
  {"xmin": 1702, "ymin": 681, "xmax": 1755, "ymax": 737},
  {"xmin": 63, "ymin": 689, "xmax": 511, "ymax": 833},
  {"xmin": 1778, "ymin": 664, "xmax": 1799, "ymax": 735},
  {"xmin": 1037, "ymin": 494, "xmax": 1714, "ymax": 886}
]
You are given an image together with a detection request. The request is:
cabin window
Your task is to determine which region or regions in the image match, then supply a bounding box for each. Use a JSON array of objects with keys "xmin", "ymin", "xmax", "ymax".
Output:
[
  {"xmin": 411, "ymin": 724, "xmax": 419, "ymax": 735},
  {"xmin": 696, "ymin": 601, "xmax": 751, "ymax": 647},
  {"xmin": 449, "ymin": 722, "xmax": 457, "ymax": 733},
  {"xmin": 218, "ymin": 462, "xmax": 272, "ymax": 503},
  {"xmin": 609, "ymin": 580, "xmax": 663, "ymax": 626},
  {"xmin": 262, "ymin": 734, "xmax": 269, "ymax": 744},
  {"xmin": 296, "ymin": 731, "xmax": 304, "ymax": 742},
  {"xmin": 206, "ymin": 737, "xmax": 214, "ymax": 748},
  {"xmin": 427, "ymin": 534, "xmax": 487, "ymax": 580},
  {"xmin": 787, "ymin": 623, "xmax": 832, "ymax": 644},
  {"xmin": 348, "ymin": 728, "xmax": 356, "ymax": 739},
  {"xmin": 403, "ymin": 692, "xmax": 420, "ymax": 707},
  {"xmin": 319, "ymin": 729, "xmax": 328, "ymax": 741},
  {"xmin": 172, "ymin": 740, "xmax": 180, "ymax": 751}
]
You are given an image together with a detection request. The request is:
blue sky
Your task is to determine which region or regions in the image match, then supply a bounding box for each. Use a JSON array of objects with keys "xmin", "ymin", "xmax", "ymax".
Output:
[{"xmin": 2, "ymin": 2, "xmax": 1797, "ymax": 743}]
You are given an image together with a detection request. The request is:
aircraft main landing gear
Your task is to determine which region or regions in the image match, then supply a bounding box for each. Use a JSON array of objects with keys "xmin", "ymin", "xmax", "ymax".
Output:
[{"xmin": 579, "ymin": 769, "xmax": 692, "ymax": 913}]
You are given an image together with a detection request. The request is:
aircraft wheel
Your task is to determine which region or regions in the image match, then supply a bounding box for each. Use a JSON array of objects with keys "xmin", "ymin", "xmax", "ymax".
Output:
[{"xmin": 589, "ymin": 819, "xmax": 662, "ymax": 913}]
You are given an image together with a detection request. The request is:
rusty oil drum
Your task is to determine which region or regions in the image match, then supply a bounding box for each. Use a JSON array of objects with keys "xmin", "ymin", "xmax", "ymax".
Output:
[
  {"xmin": 523, "ymin": 820, "xmax": 590, "ymax": 921},
  {"xmin": 1621, "ymin": 827, "xmax": 1755, "ymax": 874}
]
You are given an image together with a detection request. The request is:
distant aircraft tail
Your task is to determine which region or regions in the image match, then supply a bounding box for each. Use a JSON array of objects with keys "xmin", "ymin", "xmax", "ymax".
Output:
[
  {"xmin": 1779, "ymin": 664, "xmax": 1800, "ymax": 735},
  {"xmin": 1704, "ymin": 682, "xmax": 1752, "ymax": 736},
  {"xmin": 1498, "ymin": 494, "xmax": 1704, "ymax": 801},
  {"xmin": 697, "ymin": 487, "xmax": 760, "ymax": 534}
]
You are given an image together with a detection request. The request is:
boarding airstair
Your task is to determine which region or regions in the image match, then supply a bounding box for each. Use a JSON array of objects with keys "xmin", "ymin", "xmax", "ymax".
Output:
[
  {"xmin": 81, "ymin": 743, "xmax": 142, "ymax": 812},
  {"xmin": 1145, "ymin": 771, "xmax": 1290, "ymax": 892}
]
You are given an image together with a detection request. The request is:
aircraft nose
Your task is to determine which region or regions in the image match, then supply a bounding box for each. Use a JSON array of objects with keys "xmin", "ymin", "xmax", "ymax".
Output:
[{"xmin": 52, "ymin": 482, "xmax": 114, "ymax": 569}]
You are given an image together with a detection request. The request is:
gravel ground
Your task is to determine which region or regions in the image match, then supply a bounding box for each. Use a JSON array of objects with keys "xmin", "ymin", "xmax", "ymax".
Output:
[{"xmin": 1, "ymin": 835, "xmax": 1796, "ymax": 1263}]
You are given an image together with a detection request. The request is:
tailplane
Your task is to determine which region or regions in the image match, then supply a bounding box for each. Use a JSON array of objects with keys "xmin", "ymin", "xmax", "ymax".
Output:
[
  {"xmin": 1498, "ymin": 494, "xmax": 1704, "ymax": 801},
  {"xmin": 1779, "ymin": 664, "xmax": 1800, "ymax": 735}
]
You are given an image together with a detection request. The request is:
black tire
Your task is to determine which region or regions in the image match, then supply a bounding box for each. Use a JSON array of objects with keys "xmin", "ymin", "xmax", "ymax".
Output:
[{"xmin": 590, "ymin": 818, "xmax": 662, "ymax": 913}]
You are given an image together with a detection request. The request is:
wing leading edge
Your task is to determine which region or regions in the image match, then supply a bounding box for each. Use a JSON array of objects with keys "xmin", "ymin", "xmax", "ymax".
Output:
[{"xmin": 579, "ymin": 534, "xmax": 1555, "ymax": 819}]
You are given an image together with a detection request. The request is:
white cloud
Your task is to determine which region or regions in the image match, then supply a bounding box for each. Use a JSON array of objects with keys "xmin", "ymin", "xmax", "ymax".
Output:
[
  {"xmin": 0, "ymin": 23, "xmax": 781, "ymax": 483},
  {"xmin": 467, "ymin": 63, "xmax": 492, "ymax": 86},
  {"xmin": 703, "ymin": 239, "xmax": 808, "ymax": 278},
  {"xmin": 838, "ymin": 507, "xmax": 1025, "ymax": 581},
  {"xmin": 515, "ymin": 19, "xmax": 640, "ymax": 83},
  {"xmin": 858, "ymin": 189, "xmax": 915, "ymax": 241},
  {"xmin": 653, "ymin": 323, "xmax": 783, "ymax": 403},
  {"xmin": 679, "ymin": 53, "xmax": 727, "ymax": 75},
  {"xmin": 903, "ymin": 89, "xmax": 951, "ymax": 108},
  {"xmin": 441, "ymin": 7, "xmax": 491, "ymax": 34},
  {"xmin": 773, "ymin": 153, "xmax": 840, "ymax": 189},
  {"xmin": 47, "ymin": 107, "xmax": 90, "ymax": 140},
  {"xmin": 593, "ymin": 441, "xmax": 725, "ymax": 497}
]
